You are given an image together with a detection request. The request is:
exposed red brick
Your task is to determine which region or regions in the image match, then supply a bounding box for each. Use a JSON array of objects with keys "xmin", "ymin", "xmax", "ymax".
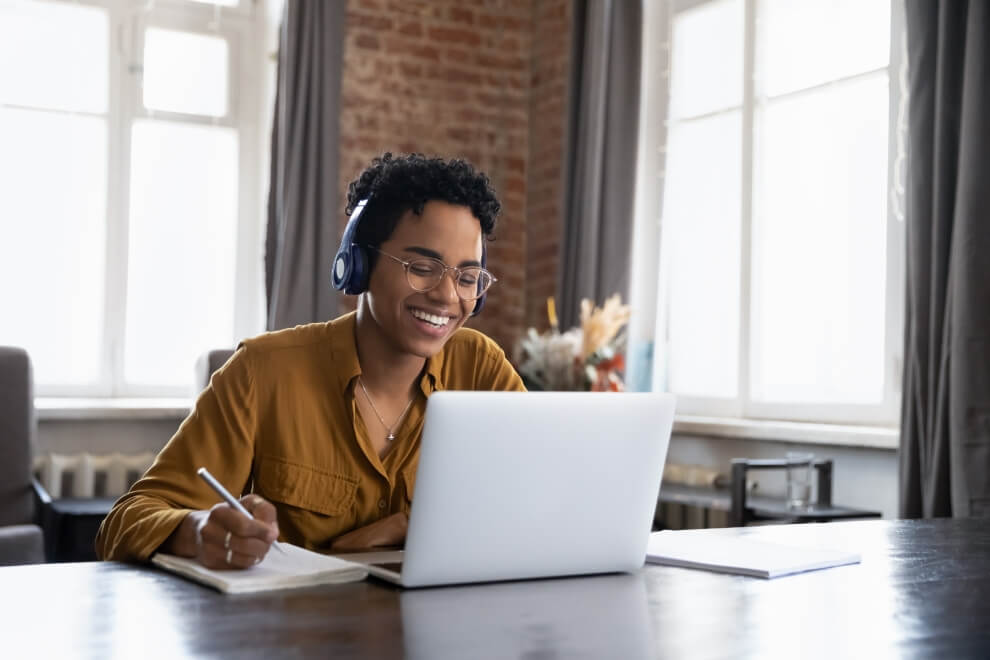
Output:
[
  {"xmin": 398, "ymin": 60, "xmax": 423, "ymax": 77},
  {"xmin": 384, "ymin": 38, "xmax": 441, "ymax": 61},
  {"xmin": 339, "ymin": 0, "xmax": 573, "ymax": 347},
  {"xmin": 397, "ymin": 21, "xmax": 423, "ymax": 37},
  {"xmin": 346, "ymin": 11, "xmax": 394, "ymax": 31},
  {"xmin": 424, "ymin": 65, "xmax": 482, "ymax": 86},
  {"xmin": 427, "ymin": 26, "xmax": 482, "ymax": 47},
  {"xmin": 449, "ymin": 6, "xmax": 475, "ymax": 24},
  {"xmin": 476, "ymin": 52, "xmax": 527, "ymax": 71},
  {"xmin": 354, "ymin": 33, "xmax": 380, "ymax": 50},
  {"xmin": 387, "ymin": 0, "xmax": 441, "ymax": 19},
  {"xmin": 478, "ymin": 14, "xmax": 527, "ymax": 31},
  {"xmin": 444, "ymin": 47, "xmax": 472, "ymax": 62}
]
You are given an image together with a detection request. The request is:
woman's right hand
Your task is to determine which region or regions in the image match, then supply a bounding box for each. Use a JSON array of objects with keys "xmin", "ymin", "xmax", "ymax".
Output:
[{"xmin": 164, "ymin": 494, "xmax": 279, "ymax": 570}]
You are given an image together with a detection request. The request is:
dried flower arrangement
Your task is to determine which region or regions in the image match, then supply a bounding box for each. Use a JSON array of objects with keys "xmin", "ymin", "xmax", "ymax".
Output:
[{"xmin": 514, "ymin": 295, "xmax": 631, "ymax": 391}]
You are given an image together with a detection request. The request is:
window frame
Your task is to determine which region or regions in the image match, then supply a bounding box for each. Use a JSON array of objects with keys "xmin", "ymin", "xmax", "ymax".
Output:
[
  {"xmin": 8, "ymin": 0, "xmax": 268, "ymax": 398},
  {"xmin": 637, "ymin": 0, "xmax": 906, "ymax": 428}
]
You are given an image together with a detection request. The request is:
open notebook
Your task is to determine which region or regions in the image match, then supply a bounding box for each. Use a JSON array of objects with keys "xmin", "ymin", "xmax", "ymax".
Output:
[
  {"xmin": 646, "ymin": 531, "xmax": 861, "ymax": 579},
  {"xmin": 152, "ymin": 543, "xmax": 368, "ymax": 594}
]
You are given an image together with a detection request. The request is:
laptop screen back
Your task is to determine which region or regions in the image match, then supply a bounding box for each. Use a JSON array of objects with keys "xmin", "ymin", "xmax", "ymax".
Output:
[{"xmin": 400, "ymin": 391, "xmax": 675, "ymax": 587}]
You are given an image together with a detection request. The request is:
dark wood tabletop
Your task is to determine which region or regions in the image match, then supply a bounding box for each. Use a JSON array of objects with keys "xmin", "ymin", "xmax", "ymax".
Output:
[{"xmin": 2, "ymin": 518, "xmax": 988, "ymax": 659}]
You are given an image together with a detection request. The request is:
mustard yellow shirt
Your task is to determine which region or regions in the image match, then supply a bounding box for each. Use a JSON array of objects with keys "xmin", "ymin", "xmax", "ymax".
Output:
[{"xmin": 96, "ymin": 312, "xmax": 525, "ymax": 561}]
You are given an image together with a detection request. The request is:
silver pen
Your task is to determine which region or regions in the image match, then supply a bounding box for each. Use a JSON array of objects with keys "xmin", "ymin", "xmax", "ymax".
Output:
[{"xmin": 197, "ymin": 467, "xmax": 287, "ymax": 555}]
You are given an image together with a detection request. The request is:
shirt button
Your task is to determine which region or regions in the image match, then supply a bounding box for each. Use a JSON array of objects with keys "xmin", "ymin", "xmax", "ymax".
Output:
[{"xmin": 378, "ymin": 499, "xmax": 386, "ymax": 509}]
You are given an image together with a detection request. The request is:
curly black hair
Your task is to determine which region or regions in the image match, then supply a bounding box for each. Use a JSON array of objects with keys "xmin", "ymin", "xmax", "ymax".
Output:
[{"xmin": 345, "ymin": 153, "xmax": 500, "ymax": 267}]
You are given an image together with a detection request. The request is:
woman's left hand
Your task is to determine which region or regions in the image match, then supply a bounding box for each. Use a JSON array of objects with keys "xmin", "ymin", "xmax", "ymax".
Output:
[{"xmin": 329, "ymin": 512, "xmax": 408, "ymax": 552}]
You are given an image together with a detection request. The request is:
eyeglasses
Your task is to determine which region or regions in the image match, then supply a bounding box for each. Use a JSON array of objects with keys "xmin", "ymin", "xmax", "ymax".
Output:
[{"xmin": 368, "ymin": 246, "xmax": 497, "ymax": 302}]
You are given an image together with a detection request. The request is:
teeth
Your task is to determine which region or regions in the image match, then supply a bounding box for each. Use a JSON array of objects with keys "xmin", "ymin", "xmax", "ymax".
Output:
[{"xmin": 411, "ymin": 309, "xmax": 450, "ymax": 327}]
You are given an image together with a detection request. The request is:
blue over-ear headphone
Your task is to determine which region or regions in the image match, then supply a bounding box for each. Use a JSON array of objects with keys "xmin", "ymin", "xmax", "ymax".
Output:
[
  {"xmin": 330, "ymin": 198, "xmax": 488, "ymax": 316},
  {"xmin": 331, "ymin": 199, "xmax": 370, "ymax": 295}
]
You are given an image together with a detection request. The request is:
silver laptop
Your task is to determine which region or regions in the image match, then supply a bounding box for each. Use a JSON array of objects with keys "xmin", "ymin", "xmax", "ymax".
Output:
[{"xmin": 355, "ymin": 391, "xmax": 675, "ymax": 588}]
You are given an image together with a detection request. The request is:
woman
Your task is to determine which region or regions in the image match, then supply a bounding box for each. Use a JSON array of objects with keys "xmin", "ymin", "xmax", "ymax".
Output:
[{"xmin": 96, "ymin": 153, "xmax": 525, "ymax": 568}]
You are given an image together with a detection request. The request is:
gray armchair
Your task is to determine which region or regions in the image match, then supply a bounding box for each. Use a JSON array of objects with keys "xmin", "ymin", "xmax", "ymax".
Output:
[
  {"xmin": 0, "ymin": 347, "xmax": 44, "ymax": 565},
  {"xmin": 195, "ymin": 348, "xmax": 236, "ymax": 393}
]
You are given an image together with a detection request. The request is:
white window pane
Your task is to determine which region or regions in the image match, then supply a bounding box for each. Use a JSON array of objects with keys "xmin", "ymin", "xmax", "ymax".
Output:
[
  {"xmin": 751, "ymin": 75, "xmax": 889, "ymax": 404},
  {"xmin": 0, "ymin": 108, "xmax": 107, "ymax": 386},
  {"xmin": 187, "ymin": 0, "xmax": 239, "ymax": 6},
  {"xmin": 669, "ymin": 0, "xmax": 743, "ymax": 119},
  {"xmin": 759, "ymin": 0, "xmax": 890, "ymax": 97},
  {"xmin": 143, "ymin": 28, "xmax": 229, "ymax": 117},
  {"xmin": 125, "ymin": 119, "xmax": 238, "ymax": 387},
  {"xmin": 0, "ymin": 0, "xmax": 108, "ymax": 113},
  {"xmin": 662, "ymin": 112, "xmax": 742, "ymax": 398}
]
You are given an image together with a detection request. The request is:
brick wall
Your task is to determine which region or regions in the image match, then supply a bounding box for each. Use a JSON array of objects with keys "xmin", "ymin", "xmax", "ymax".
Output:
[
  {"xmin": 338, "ymin": 0, "xmax": 572, "ymax": 353},
  {"xmin": 526, "ymin": 0, "xmax": 571, "ymax": 335}
]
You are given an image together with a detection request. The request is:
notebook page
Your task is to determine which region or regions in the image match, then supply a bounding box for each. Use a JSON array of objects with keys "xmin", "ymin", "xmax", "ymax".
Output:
[
  {"xmin": 153, "ymin": 543, "xmax": 368, "ymax": 593},
  {"xmin": 646, "ymin": 531, "xmax": 861, "ymax": 579}
]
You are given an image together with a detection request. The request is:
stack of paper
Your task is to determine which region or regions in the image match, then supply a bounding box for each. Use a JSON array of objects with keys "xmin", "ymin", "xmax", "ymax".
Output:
[
  {"xmin": 646, "ymin": 531, "xmax": 860, "ymax": 579},
  {"xmin": 152, "ymin": 543, "xmax": 368, "ymax": 593}
]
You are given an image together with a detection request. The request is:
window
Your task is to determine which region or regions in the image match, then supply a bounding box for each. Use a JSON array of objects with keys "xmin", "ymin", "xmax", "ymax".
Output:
[
  {"xmin": 0, "ymin": 0, "xmax": 270, "ymax": 397},
  {"xmin": 645, "ymin": 0, "xmax": 903, "ymax": 425}
]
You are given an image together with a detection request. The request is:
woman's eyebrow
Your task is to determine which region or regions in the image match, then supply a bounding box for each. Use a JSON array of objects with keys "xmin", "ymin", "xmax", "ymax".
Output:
[{"xmin": 403, "ymin": 246, "xmax": 482, "ymax": 268}]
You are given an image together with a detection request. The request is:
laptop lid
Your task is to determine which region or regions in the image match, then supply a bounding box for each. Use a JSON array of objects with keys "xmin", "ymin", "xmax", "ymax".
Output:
[{"xmin": 399, "ymin": 391, "xmax": 675, "ymax": 588}]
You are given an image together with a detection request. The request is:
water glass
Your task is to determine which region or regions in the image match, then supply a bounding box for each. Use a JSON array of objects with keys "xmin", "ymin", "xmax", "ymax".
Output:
[{"xmin": 786, "ymin": 452, "xmax": 814, "ymax": 510}]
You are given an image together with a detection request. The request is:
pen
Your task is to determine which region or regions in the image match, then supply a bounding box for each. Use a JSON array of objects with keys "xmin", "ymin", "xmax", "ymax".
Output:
[{"xmin": 197, "ymin": 466, "xmax": 287, "ymax": 555}]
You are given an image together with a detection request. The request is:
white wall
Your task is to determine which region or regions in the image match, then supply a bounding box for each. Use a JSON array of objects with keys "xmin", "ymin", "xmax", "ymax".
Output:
[{"xmin": 38, "ymin": 417, "xmax": 181, "ymax": 456}]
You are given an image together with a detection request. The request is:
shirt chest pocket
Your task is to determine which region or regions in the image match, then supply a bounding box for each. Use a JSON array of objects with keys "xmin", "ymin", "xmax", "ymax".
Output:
[{"xmin": 255, "ymin": 456, "xmax": 358, "ymax": 516}]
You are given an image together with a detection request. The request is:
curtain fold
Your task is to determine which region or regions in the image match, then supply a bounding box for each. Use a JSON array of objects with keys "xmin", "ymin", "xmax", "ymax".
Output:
[
  {"xmin": 265, "ymin": 0, "xmax": 346, "ymax": 330},
  {"xmin": 900, "ymin": 0, "xmax": 990, "ymax": 518},
  {"xmin": 557, "ymin": 0, "xmax": 643, "ymax": 330}
]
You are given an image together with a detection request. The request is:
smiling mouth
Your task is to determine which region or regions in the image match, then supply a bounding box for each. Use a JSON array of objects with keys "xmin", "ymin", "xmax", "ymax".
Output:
[{"xmin": 410, "ymin": 307, "xmax": 452, "ymax": 328}]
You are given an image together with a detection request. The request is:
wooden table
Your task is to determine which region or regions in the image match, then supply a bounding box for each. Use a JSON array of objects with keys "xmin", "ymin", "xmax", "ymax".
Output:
[{"xmin": 2, "ymin": 519, "xmax": 988, "ymax": 659}]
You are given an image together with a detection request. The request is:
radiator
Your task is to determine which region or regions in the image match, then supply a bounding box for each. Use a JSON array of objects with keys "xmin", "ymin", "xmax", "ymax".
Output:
[
  {"xmin": 656, "ymin": 463, "xmax": 742, "ymax": 530},
  {"xmin": 34, "ymin": 452, "xmax": 157, "ymax": 499},
  {"xmin": 656, "ymin": 501, "xmax": 729, "ymax": 529}
]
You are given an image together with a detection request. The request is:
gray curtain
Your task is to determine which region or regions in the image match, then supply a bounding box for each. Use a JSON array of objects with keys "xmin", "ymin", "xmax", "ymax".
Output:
[
  {"xmin": 900, "ymin": 0, "xmax": 990, "ymax": 518},
  {"xmin": 557, "ymin": 0, "xmax": 642, "ymax": 330},
  {"xmin": 265, "ymin": 0, "xmax": 346, "ymax": 330}
]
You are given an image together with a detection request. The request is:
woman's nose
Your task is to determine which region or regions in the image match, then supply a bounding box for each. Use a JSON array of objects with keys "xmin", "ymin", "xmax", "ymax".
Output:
[{"xmin": 427, "ymin": 269, "xmax": 460, "ymax": 304}]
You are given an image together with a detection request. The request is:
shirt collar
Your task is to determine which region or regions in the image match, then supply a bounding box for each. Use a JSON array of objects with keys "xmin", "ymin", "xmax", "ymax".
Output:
[
  {"xmin": 330, "ymin": 312, "xmax": 362, "ymax": 392},
  {"xmin": 332, "ymin": 310, "xmax": 447, "ymax": 396},
  {"xmin": 422, "ymin": 349, "xmax": 445, "ymax": 396}
]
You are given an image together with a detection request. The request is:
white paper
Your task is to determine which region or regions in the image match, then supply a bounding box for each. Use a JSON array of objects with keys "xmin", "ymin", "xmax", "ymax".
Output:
[
  {"xmin": 152, "ymin": 542, "xmax": 368, "ymax": 593},
  {"xmin": 645, "ymin": 531, "xmax": 861, "ymax": 579}
]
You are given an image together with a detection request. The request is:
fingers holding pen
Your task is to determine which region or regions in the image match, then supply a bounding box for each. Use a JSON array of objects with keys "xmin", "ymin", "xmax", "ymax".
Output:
[
  {"xmin": 239, "ymin": 494, "xmax": 280, "ymax": 543},
  {"xmin": 195, "ymin": 502, "xmax": 275, "ymax": 569}
]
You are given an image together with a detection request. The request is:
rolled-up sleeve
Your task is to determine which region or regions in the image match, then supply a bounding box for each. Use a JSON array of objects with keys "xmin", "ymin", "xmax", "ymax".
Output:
[{"xmin": 95, "ymin": 346, "xmax": 257, "ymax": 561}]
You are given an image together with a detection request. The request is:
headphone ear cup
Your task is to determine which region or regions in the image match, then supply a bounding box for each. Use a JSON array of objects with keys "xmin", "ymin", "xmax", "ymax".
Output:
[
  {"xmin": 331, "ymin": 198, "xmax": 371, "ymax": 294},
  {"xmin": 349, "ymin": 243, "xmax": 369, "ymax": 294},
  {"xmin": 471, "ymin": 240, "xmax": 488, "ymax": 316},
  {"xmin": 331, "ymin": 250, "xmax": 351, "ymax": 292}
]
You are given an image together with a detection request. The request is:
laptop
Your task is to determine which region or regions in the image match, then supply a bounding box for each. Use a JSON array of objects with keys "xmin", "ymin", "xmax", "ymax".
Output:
[{"xmin": 352, "ymin": 391, "xmax": 675, "ymax": 588}]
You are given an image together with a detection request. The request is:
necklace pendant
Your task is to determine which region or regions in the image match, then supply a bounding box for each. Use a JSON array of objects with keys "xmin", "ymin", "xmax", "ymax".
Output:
[{"xmin": 387, "ymin": 433, "xmax": 395, "ymax": 442}]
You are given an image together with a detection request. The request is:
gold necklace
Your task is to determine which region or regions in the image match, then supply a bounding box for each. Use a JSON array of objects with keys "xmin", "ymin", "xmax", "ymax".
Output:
[{"xmin": 357, "ymin": 377, "xmax": 416, "ymax": 442}]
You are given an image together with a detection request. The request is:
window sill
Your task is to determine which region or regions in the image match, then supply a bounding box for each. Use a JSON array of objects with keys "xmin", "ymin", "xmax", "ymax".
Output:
[
  {"xmin": 36, "ymin": 398, "xmax": 192, "ymax": 422},
  {"xmin": 673, "ymin": 415, "xmax": 899, "ymax": 450},
  {"xmin": 34, "ymin": 399, "xmax": 900, "ymax": 450}
]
